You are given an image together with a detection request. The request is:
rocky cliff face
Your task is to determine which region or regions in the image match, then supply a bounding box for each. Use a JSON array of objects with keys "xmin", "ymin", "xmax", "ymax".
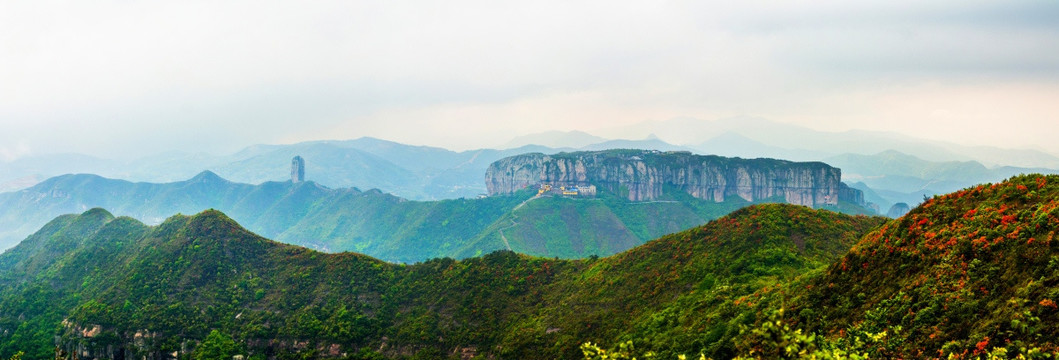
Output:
[
  {"xmin": 887, "ymin": 202, "xmax": 911, "ymax": 218},
  {"xmin": 838, "ymin": 182, "xmax": 865, "ymax": 206},
  {"xmin": 486, "ymin": 150, "xmax": 863, "ymax": 207}
]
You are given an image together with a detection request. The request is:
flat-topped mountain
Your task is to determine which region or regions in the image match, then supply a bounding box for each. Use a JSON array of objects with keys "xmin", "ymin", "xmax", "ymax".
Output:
[{"xmin": 486, "ymin": 149, "xmax": 864, "ymax": 207}]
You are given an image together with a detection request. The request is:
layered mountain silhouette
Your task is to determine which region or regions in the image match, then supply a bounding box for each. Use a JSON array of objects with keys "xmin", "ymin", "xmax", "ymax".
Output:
[{"xmin": 6, "ymin": 118, "xmax": 1057, "ymax": 203}]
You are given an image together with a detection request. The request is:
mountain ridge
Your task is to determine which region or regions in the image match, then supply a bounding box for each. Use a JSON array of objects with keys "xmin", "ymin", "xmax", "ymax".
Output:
[
  {"xmin": 0, "ymin": 202, "xmax": 885, "ymax": 359},
  {"xmin": 825, "ymin": 149, "xmax": 1059, "ymax": 207},
  {"xmin": 8, "ymin": 119, "xmax": 1059, "ymax": 200},
  {"xmin": 0, "ymin": 169, "xmax": 829, "ymax": 262}
]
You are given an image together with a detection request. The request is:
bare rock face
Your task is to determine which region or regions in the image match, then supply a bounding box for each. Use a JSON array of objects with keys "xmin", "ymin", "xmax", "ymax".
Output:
[
  {"xmin": 839, "ymin": 182, "xmax": 865, "ymax": 206},
  {"xmin": 291, "ymin": 156, "xmax": 306, "ymax": 183},
  {"xmin": 485, "ymin": 150, "xmax": 862, "ymax": 207},
  {"xmin": 887, "ymin": 202, "xmax": 911, "ymax": 218}
]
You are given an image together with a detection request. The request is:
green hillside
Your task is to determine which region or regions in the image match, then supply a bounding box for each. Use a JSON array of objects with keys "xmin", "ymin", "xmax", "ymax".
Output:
[
  {"xmin": 1, "ymin": 173, "xmax": 872, "ymax": 263},
  {"xmin": 0, "ymin": 203, "xmax": 883, "ymax": 359},
  {"xmin": 459, "ymin": 186, "xmax": 757, "ymax": 259},
  {"xmin": 783, "ymin": 174, "xmax": 1059, "ymax": 357}
]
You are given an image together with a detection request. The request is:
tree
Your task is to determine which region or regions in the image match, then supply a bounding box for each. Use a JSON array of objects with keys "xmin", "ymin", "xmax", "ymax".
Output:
[{"xmin": 193, "ymin": 330, "xmax": 241, "ymax": 360}]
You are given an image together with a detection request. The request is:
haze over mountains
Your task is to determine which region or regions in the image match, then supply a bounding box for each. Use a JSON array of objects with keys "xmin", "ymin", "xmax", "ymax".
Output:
[
  {"xmin": 0, "ymin": 138, "xmax": 562, "ymax": 200},
  {"xmin": 3, "ymin": 117, "xmax": 1055, "ymax": 211},
  {"xmin": 598, "ymin": 117, "xmax": 1059, "ymax": 169}
]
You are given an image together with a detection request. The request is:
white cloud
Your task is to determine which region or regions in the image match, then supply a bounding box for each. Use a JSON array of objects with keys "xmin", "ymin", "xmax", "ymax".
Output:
[{"xmin": 0, "ymin": 142, "xmax": 31, "ymax": 162}]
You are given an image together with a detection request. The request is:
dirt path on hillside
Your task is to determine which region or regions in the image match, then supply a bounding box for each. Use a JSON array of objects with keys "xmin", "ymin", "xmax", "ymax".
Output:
[{"xmin": 497, "ymin": 195, "xmax": 541, "ymax": 251}]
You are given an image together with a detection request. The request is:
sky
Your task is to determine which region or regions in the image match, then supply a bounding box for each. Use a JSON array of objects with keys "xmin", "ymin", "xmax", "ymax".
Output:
[{"xmin": 1, "ymin": 0, "xmax": 1058, "ymax": 160}]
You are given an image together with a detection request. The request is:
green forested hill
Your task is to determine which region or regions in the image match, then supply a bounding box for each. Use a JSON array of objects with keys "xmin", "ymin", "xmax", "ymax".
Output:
[
  {"xmin": 0, "ymin": 172, "xmax": 856, "ymax": 262},
  {"xmin": 781, "ymin": 174, "xmax": 1059, "ymax": 357},
  {"xmin": 0, "ymin": 202, "xmax": 883, "ymax": 359},
  {"xmin": 8, "ymin": 175, "xmax": 1056, "ymax": 360}
]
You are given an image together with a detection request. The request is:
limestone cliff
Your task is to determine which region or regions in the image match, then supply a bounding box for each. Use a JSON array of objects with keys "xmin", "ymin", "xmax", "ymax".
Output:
[{"xmin": 485, "ymin": 150, "xmax": 863, "ymax": 207}]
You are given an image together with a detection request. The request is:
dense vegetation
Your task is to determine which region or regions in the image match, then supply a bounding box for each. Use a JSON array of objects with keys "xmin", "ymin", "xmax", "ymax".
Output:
[
  {"xmin": 680, "ymin": 174, "xmax": 1059, "ymax": 359},
  {"xmin": 786, "ymin": 174, "xmax": 1059, "ymax": 357},
  {"xmin": 5, "ymin": 174, "xmax": 1058, "ymax": 359},
  {"xmin": 0, "ymin": 172, "xmax": 871, "ymax": 262},
  {"xmin": 0, "ymin": 199, "xmax": 882, "ymax": 359}
]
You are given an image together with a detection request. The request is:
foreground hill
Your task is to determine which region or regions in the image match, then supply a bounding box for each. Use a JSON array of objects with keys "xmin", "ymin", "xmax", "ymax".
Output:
[
  {"xmin": 781, "ymin": 174, "xmax": 1059, "ymax": 357},
  {"xmin": 0, "ymin": 204, "xmax": 884, "ymax": 359},
  {"xmin": 0, "ymin": 169, "xmax": 870, "ymax": 261},
  {"xmin": 9, "ymin": 175, "xmax": 1057, "ymax": 359}
]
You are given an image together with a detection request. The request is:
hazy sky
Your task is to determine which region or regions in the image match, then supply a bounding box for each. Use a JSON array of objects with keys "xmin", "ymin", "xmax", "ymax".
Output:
[{"xmin": 1, "ymin": 0, "xmax": 1057, "ymax": 159}]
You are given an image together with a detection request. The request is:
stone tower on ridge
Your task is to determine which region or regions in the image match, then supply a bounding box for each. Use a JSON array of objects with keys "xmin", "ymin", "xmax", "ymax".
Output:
[{"xmin": 291, "ymin": 156, "xmax": 305, "ymax": 183}]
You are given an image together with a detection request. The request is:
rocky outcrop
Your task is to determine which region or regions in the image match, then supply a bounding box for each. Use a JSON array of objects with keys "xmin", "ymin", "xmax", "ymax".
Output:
[
  {"xmin": 58, "ymin": 321, "xmax": 354, "ymax": 360},
  {"xmin": 839, "ymin": 182, "xmax": 865, "ymax": 206},
  {"xmin": 58, "ymin": 320, "xmax": 184, "ymax": 360},
  {"xmin": 486, "ymin": 150, "xmax": 863, "ymax": 207},
  {"xmin": 291, "ymin": 155, "xmax": 306, "ymax": 183},
  {"xmin": 887, "ymin": 202, "xmax": 911, "ymax": 218}
]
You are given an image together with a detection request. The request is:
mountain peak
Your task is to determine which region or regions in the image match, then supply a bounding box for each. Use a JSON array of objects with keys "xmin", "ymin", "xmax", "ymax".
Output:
[
  {"xmin": 187, "ymin": 208, "xmax": 243, "ymax": 233},
  {"xmin": 80, "ymin": 207, "xmax": 115, "ymax": 222},
  {"xmin": 502, "ymin": 130, "xmax": 608, "ymax": 149},
  {"xmin": 873, "ymin": 149, "xmax": 918, "ymax": 159},
  {"xmin": 189, "ymin": 170, "xmax": 227, "ymax": 183}
]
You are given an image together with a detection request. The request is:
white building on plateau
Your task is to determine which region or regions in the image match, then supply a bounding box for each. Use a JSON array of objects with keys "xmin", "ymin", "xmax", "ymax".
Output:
[
  {"xmin": 537, "ymin": 183, "xmax": 597, "ymax": 197},
  {"xmin": 291, "ymin": 156, "xmax": 305, "ymax": 183}
]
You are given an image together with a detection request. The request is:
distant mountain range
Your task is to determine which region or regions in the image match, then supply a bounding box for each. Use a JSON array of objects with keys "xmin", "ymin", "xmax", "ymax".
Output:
[
  {"xmin": 0, "ymin": 138, "xmax": 566, "ymax": 200},
  {"xmin": 595, "ymin": 116, "xmax": 1059, "ymax": 169},
  {"xmin": 501, "ymin": 130, "xmax": 607, "ymax": 149},
  {"xmin": 0, "ymin": 137, "xmax": 689, "ymax": 200},
  {"xmin": 824, "ymin": 150, "xmax": 1059, "ymax": 209},
  {"xmin": 3, "ymin": 117, "xmax": 1056, "ymax": 210},
  {"xmin": 4, "ymin": 118, "xmax": 1054, "ymax": 201}
]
